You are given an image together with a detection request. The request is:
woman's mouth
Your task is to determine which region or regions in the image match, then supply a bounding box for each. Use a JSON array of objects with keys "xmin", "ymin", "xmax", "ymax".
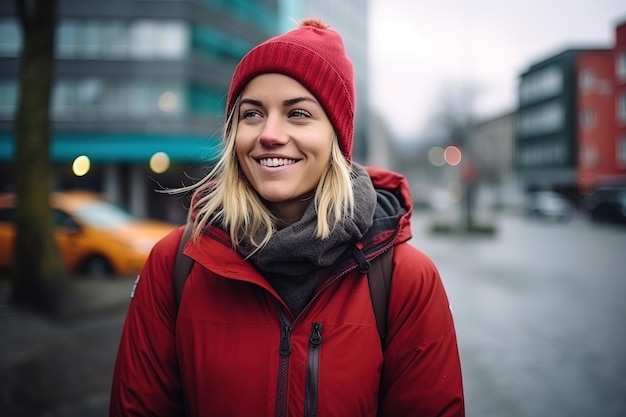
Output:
[{"xmin": 258, "ymin": 158, "xmax": 297, "ymax": 167}]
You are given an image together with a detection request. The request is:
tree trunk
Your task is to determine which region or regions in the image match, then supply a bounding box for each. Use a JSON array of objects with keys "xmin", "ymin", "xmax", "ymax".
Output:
[{"xmin": 11, "ymin": 0, "xmax": 70, "ymax": 316}]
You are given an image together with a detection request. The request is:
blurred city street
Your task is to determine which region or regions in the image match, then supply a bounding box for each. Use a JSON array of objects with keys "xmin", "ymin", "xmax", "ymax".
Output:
[
  {"xmin": 1, "ymin": 210, "xmax": 625, "ymax": 416},
  {"xmin": 411, "ymin": 210, "xmax": 626, "ymax": 417}
]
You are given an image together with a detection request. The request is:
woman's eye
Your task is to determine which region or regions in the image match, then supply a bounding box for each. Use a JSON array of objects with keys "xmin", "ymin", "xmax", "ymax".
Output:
[
  {"xmin": 241, "ymin": 109, "xmax": 262, "ymax": 119},
  {"xmin": 290, "ymin": 109, "xmax": 310, "ymax": 118}
]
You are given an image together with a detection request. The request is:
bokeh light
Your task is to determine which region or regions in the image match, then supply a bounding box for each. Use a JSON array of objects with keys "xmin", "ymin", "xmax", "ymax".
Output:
[
  {"xmin": 428, "ymin": 146, "xmax": 445, "ymax": 166},
  {"xmin": 149, "ymin": 151, "xmax": 170, "ymax": 174},
  {"xmin": 444, "ymin": 146, "xmax": 462, "ymax": 166},
  {"xmin": 72, "ymin": 155, "xmax": 91, "ymax": 176},
  {"xmin": 158, "ymin": 92, "xmax": 178, "ymax": 112}
]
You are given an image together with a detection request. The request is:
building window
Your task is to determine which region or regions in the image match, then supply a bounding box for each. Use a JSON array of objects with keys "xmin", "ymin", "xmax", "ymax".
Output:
[
  {"xmin": 51, "ymin": 78, "xmax": 186, "ymax": 120},
  {"xmin": 618, "ymin": 92, "xmax": 626, "ymax": 125},
  {"xmin": 578, "ymin": 69, "xmax": 613, "ymax": 96},
  {"xmin": 128, "ymin": 81, "xmax": 152, "ymax": 116},
  {"xmin": 51, "ymin": 80, "xmax": 75, "ymax": 120},
  {"xmin": 100, "ymin": 21, "xmax": 128, "ymax": 58},
  {"xmin": 617, "ymin": 50, "xmax": 626, "ymax": 82},
  {"xmin": 129, "ymin": 20, "xmax": 189, "ymax": 60},
  {"xmin": 76, "ymin": 79, "xmax": 104, "ymax": 106},
  {"xmin": 579, "ymin": 143, "xmax": 599, "ymax": 168},
  {"xmin": 619, "ymin": 135, "xmax": 626, "ymax": 167},
  {"xmin": 0, "ymin": 81, "xmax": 17, "ymax": 119},
  {"xmin": 0, "ymin": 19, "xmax": 21, "ymax": 56},
  {"xmin": 518, "ymin": 138, "xmax": 567, "ymax": 167},
  {"xmin": 81, "ymin": 20, "xmax": 101, "ymax": 58},
  {"xmin": 517, "ymin": 101, "xmax": 564, "ymax": 136},
  {"xmin": 579, "ymin": 108, "xmax": 597, "ymax": 130},
  {"xmin": 56, "ymin": 19, "xmax": 187, "ymax": 60},
  {"xmin": 579, "ymin": 69, "xmax": 596, "ymax": 93},
  {"xmin": 101, "ymin": 81, "xmax": 130, "ymax": 118},
  {"xmin": 57, "ymin": 20, "xmax": 78, "ymax": 57},
  {"xmin": 519, "ymin": 66, "xmax": 563, "ymax": 104}
]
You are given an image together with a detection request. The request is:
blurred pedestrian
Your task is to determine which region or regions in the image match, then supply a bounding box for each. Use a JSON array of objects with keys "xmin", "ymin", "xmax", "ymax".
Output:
[{"xmin": 110, "ymin": 18, "xmax": 464, "ymax": 417}]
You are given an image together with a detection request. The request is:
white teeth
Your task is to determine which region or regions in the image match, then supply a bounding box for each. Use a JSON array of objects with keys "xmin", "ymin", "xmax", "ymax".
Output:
[{"xmin": 259, "ymin": 158, "xmax": 296, "ymax": 167}]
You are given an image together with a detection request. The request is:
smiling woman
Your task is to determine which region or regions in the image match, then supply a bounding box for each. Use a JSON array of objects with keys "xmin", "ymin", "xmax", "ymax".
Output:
[{"xmin": 110, "ymin": 18, "xmax": 464, "ymax": 417}]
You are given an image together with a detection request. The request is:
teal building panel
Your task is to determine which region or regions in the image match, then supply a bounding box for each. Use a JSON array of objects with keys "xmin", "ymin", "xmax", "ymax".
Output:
[{"xmin": 0, "ymin": 132, "xmax": 223, "ymax": 163}]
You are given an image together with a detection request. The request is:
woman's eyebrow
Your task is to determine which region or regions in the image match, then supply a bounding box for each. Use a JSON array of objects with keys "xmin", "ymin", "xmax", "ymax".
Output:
[
  {"xmin": 283, "ymin": 96, "xmax": 318, "ymax": 106},
  {"xmin": 239, "ymin": 96, "xmax": 319, "ymax": 107},
  {"xmin": 239, "ymin": 98, "xmax": 263, "ymax": 107}
]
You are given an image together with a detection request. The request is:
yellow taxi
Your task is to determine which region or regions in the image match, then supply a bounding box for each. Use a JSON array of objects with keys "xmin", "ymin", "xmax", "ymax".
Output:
[{"xmin": 0, "ymin": 190, "xmax": 178, "ymax": 277}]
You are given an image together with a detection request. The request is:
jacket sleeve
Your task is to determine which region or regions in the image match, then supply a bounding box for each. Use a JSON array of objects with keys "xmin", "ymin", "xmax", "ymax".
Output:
[
  {"xmin": 109, "ymin": 226, "xmax": 186, "ymax": 417},
  {"xmin": 379, "ymin": 243, "xmax": 465, "ymax": 417}
]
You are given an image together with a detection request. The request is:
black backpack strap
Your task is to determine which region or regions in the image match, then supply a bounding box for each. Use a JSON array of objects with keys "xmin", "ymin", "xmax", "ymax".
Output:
[
  {"xmin": 174, "ymin": 222, "xmax": 195, "ymax": 310},
  {"xmin": 368, "ymin": 248, "xmax": 394, "ymax": 344}
]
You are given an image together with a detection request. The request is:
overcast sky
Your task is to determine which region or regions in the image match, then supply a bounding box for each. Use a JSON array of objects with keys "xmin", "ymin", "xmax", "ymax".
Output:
[{"xmin": 368, "ymin": 0, "xmax": 626, "ymax": 140}]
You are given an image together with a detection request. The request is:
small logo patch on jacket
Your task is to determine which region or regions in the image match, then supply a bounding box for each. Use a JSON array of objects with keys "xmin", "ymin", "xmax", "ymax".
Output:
[{"xmin": 130, "ymin": 275, "xmax": 140, "ymax": 299}]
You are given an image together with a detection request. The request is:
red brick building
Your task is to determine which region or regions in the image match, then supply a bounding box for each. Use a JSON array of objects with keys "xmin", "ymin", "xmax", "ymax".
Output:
[
  {"xmin": 578, "ymin": 20, "xmax": 626, "ymax": 194},
  {"xmin": 615, "ymin": 21, "xmax": 626, "ymax": 181}
]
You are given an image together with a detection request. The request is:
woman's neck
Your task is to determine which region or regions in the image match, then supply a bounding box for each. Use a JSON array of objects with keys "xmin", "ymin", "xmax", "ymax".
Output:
[{"xmin": 267, "ymin": 196, "xmax": 313, "ymax": 227}]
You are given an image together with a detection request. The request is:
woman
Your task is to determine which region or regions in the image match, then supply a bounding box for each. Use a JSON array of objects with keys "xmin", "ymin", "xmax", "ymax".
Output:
[{"xmin": 110, "ymin": 18, "xmax": 464, "ymax": 417}]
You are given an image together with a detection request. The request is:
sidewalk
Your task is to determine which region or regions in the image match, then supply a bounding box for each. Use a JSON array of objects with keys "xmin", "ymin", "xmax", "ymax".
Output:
[
  {"xmin": 0, "ymin": 277, "xmax": 134, "ymax": 359},
  {"xmin": 1, "ymin": 277, "xmax": 134, "ymax": 416},
  {"xmin": 69, "ymin": 277, "xmax": 135, "ymax": 316}
]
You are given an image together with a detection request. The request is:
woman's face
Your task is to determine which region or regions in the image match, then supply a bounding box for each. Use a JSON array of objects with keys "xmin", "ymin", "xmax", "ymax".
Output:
[{"xmin": 235, "ymin": 73, "xmax": 334, "ymax": 223}]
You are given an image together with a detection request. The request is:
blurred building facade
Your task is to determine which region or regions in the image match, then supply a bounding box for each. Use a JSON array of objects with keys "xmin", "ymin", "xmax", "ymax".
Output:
[
  {"xmin": 515, "ymin": 19, "xmax": 626, "ymax": 205},
  {"xmin": 610, "ymin": 21, "xmax": 626, "ymax": 190},
  {"xmin": 0, "ymin": 0, "xmax": 373, "ymax": 221},
  {"xmin": 468, "ymin": 110, "xmax": 521, "ymax": 209},
  {"xmin": 577, "ymin": 50, "xmax": 617, "ymax": 195}
]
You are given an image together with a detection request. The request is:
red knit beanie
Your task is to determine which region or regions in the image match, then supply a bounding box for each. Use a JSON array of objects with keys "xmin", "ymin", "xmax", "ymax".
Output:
[{"xmin": 227, "ymin": 18, "xmax": 356, "ymax": 161}]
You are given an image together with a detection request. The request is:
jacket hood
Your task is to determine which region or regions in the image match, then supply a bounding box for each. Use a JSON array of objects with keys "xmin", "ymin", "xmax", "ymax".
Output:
[{"xmin": 359, "ymin": 166, "xmax": 413, "ymax": 257}]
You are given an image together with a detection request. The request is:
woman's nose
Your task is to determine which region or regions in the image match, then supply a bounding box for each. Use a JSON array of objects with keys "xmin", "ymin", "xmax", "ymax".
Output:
[{"xmin": 258, "ymin": 115, "xmax": 288, "ymax": 146}]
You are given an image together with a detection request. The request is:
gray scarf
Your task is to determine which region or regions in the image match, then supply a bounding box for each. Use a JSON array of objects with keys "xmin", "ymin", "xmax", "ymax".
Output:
[{"xmin": 238, "ymin": 163, "xmax": 377, "ymax": 315}]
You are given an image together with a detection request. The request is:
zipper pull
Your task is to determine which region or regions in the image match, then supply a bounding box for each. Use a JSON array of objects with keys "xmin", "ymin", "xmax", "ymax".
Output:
[
  {"xmin": 280, "ymin": 324, "xmax": 292, "ymax": 356},
  {"xmin": 310, "ymin": 322, "xmax": 323, "ymax": 346}
]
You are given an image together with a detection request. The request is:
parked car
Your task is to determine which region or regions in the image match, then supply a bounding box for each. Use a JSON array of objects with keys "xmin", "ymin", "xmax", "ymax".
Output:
[
  {"xmin": 0, "ymin": 190, "xmax": 177, "ymax": 277},
  {"xmin": 586, "ymin": 187, "xmax": 626, "ymax": 225},
  {"xmin": 525, "ymin": 191, "xmax": 573, "ymax": 222}
]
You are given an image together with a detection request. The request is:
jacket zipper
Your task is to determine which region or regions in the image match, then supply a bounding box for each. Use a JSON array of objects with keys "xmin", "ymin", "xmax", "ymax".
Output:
[
  {"xmin": 275, "ymin": 310, "xmax": 292, "ymax": 417},
  {"xmin": 273, "ymin": 237, "xmax": 399, "ymax": 416},
  {"xmin": 305, "ymin": 322, "xmax": 323, "ymax": 417}
]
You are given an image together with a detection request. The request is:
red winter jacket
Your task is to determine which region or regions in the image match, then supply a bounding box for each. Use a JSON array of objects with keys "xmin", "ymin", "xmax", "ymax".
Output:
[{"xmin": 109, "ymin": 167, "xmax": 464, "ymax": 416}]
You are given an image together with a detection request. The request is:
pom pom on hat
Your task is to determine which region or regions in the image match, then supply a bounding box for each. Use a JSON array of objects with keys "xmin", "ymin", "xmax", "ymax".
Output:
[
  {"xmin": 227, "ymin": 18, "xmax": 356, "ymax": 161},
  {"xmin": 298, "ymin": 17, "xmax": 329, "ymax": 29}
]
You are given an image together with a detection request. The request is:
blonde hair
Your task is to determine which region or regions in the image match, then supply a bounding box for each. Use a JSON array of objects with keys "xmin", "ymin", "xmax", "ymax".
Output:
[{"xmin": 175, "ymin": 102, "xmax": 355, "ymax": 253}]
